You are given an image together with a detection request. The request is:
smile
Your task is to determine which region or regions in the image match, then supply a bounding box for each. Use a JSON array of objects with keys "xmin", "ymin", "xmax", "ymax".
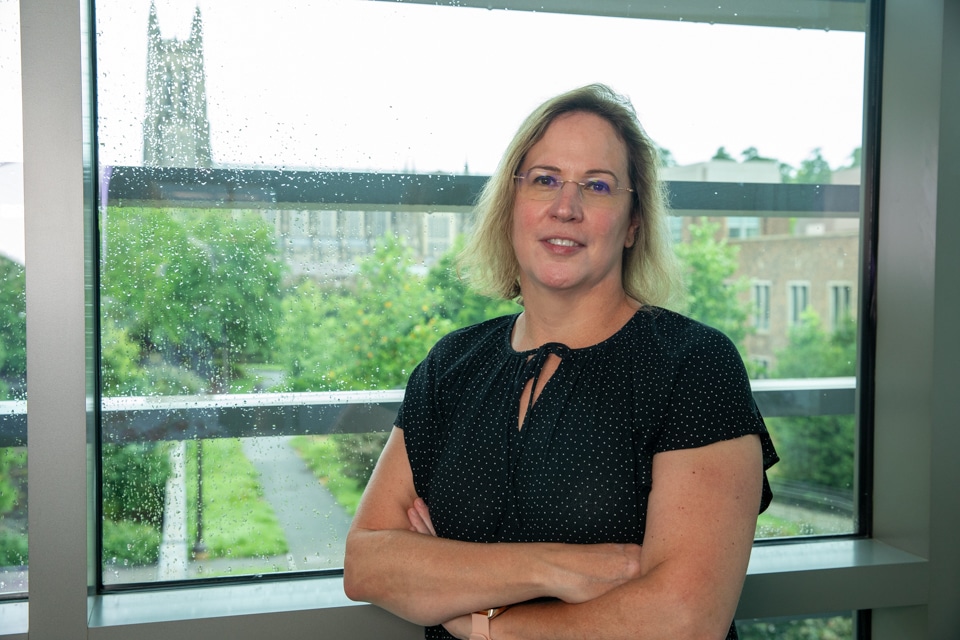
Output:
[{"xmin": 546, "ymin": 238, "xmax": 580, "ymax": 247}]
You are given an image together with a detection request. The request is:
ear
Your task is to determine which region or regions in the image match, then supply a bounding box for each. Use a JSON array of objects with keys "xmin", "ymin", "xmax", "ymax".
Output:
[{"xmin": 624, "ymin": 214, "xmax": 641, "ymax": 249}]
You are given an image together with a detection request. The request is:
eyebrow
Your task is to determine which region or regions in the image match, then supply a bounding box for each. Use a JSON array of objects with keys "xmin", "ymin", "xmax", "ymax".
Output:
[{"xmin": 525, "ymin": 164, "xmax": 622, "ymax": 181}]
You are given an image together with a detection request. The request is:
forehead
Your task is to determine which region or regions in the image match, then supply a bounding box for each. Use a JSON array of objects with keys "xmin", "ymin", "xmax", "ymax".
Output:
[{"xmin": 523, "ymin": 111, "xmax": 628, "ymax": 175}]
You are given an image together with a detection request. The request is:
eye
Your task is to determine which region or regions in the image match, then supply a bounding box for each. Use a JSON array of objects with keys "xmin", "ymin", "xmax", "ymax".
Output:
[
  {"xmin": 530, "ymin": 171, "xmax": 561, "ymax": 188},
  {"xmin": 584, "ymin": 178, "xmax": 613, "ymax": 195}
]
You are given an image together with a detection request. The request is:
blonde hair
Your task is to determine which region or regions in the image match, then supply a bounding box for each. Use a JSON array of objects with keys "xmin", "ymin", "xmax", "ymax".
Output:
[{"xmin": 458, "ymin": 83, "xmax": 683, "ymax": 308}]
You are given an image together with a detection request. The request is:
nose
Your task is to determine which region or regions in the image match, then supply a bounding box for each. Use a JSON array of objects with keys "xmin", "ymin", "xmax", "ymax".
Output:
[{"xmin": 550, "ymin": 181, "xmax": 584, "ymax": 222}]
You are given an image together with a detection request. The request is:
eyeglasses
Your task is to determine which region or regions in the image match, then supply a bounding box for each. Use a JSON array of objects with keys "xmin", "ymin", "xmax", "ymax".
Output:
[{"xmin": 514, "ymin": 168, "xmax": 634, "ymax": 207}]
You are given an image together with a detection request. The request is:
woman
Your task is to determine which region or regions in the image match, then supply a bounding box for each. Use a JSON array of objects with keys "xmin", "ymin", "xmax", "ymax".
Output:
[{"xmin": 344, "ymin": 84, "xmax": 778, "ymax": 640}]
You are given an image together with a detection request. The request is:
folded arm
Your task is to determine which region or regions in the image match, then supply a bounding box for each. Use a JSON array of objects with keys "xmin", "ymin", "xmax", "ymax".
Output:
[
  {"xmin": 345, "ymin": 427, "xmax": 762, "ymax": 639},
  {"xmin": 468, "ymin": 434, "xmax": 764, "ymax": 640},
  {"xmin": 343, "ymin": 427, "xmax": 642, "ymax": 626}
]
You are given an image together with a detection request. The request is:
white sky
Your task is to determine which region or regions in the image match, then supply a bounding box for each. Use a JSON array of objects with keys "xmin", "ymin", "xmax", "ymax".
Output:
[{"xmin": 1, "ymin": 0, "xmax": 866, "ymax": 263}]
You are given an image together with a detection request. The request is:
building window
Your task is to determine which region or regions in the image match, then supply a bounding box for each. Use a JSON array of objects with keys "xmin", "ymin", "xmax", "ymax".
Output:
[
  {"xmin": 752, "ymin": 281, "xmax": 771, "ymax": 332},
  {"xmin": 668, "ymin": 215, "xmax": 683, "ymax": 244},
  {"xmin": 829, "ymin": 281, "xmax": 854, "ymax": 331},
  {"xmin": 788, "ymin": 281, "xmax": 811, "ymax": 327},
  {"xmin": 426, "ymin": 212, "xmax": 455, "ymax": 261},
  {"xmin": 727, "ymin": 216, "xmax": 761, "ymax": 239}
]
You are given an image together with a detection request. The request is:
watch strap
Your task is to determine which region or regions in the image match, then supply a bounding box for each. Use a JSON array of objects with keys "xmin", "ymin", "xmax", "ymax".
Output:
[
  {"xmin": 469, "ymin": 606, "xmax": 510, "ymax": 640},
  {"xmin": 468, "ymin": 611, "xmax": 491, "ymax": 640}
]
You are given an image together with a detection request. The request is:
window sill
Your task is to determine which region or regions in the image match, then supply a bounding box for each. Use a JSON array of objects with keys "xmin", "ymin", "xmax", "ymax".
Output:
[
  {"xmin": 90, "ymin": 575, "xmax": 359, "ymax": 627},
  {"xmin": 0, "ymin": 601, "xmax": 27, "ymax": 639},
  {"xmin": 1, "ymin": 538, "xmax": 928, "ymax": 639},
  {"xmin": 738, "ymin": 538, "xmax": 928, "ymax": 618}
]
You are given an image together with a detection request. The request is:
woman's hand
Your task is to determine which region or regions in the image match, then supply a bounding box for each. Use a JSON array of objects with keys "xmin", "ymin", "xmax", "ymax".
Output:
[
  {"xmin": 407, "ymin": 497, "xmax": 436, "ymax": 536},
  {"xmin": 441, "ymin": 614, "xmax": 471, "ymax": 640}
]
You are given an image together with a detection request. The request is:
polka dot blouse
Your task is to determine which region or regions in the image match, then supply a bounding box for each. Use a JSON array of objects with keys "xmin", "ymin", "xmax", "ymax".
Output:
[{"xmin": 397, "ymin": 306, "xmax": 778, "ymax": 639}]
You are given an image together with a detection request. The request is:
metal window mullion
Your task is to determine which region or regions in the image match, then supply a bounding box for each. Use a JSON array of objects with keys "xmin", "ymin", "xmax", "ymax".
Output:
[{"xmin": 21, "ymin": 0, "xmax": 93, "ymax": 637}]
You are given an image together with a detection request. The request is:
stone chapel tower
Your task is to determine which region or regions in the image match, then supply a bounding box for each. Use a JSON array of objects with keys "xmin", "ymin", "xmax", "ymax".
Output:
[{"xmin": 142, "ymin": 1, "xmax": 212, "ymax": 168}]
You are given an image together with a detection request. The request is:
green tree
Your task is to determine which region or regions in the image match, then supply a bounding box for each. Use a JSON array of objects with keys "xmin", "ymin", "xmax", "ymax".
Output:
[
  {"xmin": 277, "ymin": 235, "xmax": 454, "ymax": 392},
  {"xmin": 674, "ymin": 218, "xmax": 751, "ymax": 352},
  {"xmin": 102, "ymin": 442, "xmax": 169, "ymax": 527},
  {"xmin": 0, "ymin": 258, "xmax": 27, "ymax": 559},
  {"xmin": 0, "ymin": 447, "xmax": 25, "ymax": 517},
  {"xmin": 740, "ymin": 146, "xmax": 775, "ymax": 163},
  {"xmin": 767, "ymin": 310, "xmax": 857, "ymax": 492},
  {"xmin": 101, "ymin": 320, "xmax": 206, "ymax": 397},
  {"xmin": 278, "ymin": 236, "xmax": 520, "ymax": 492},
  {"xmin": 792, "ymin": 148, "xmax": 833, "ymax": 184},
  {"xmin": 0, "ymin": 256, "xmax": 26, "ymax": 400},
  {"xmin": 844, "ymin": 146, "xmax": 862, "ymax": 169},
  {"xmin": 0, "ymin": 446, "xmax": 27, "ymax": 566},
  {"xmin": 100, "ymin": 207, "xmax": 285, "ymax": 392},
  {"xmin": 712, "ymin": 146, "xmax": 735, "ymax": 161},
  {"xmin": 775, "ymin": 310, "xmax": 856, "ymax": 378},
  {"xmin": 657, "ymin": 145, "xmax": 677, "ymax": 168},
  {"xmin": 424, "ymin": 237, "xmax": 521, "ymax": 329}
]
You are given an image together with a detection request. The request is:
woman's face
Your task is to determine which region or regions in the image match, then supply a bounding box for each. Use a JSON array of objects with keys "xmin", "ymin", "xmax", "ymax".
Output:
[{"xmin": 512, "ymin": 111, "xmax": 638, "ymax": 299}]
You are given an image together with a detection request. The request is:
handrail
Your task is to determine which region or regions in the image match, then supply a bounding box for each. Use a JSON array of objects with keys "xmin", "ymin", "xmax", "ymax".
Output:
[{"xmin": 0, "ymin": 377, "xmax": 854, "ymax": 446}]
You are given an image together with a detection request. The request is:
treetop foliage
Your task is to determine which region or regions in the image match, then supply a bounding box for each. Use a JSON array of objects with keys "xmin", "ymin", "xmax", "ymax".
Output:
[
  {"xmin": 100, "ymin": 207, "xmax": 285, "ymax": 393},
  {"xmin": 674, "ymin": 218, "xmax": 750, "ymax": 352}
]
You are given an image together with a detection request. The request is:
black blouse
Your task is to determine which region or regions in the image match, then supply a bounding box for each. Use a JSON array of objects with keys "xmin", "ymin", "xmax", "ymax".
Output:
[{"xmin": 397, "ymin": 307, "xmax": 778, "ymax": 639}]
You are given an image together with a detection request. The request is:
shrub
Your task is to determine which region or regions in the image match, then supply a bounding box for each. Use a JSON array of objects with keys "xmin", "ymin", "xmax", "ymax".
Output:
[
  {"xmin": 102, "ymin": 442, "xmax": 170, "ymax": 528},
  {"xmin": 102, "ymin": 519, "xmax": 161, "ymax": 566},
  {"xmin": 0, "ymin": 530, "xmax": 27, "ymax": 566}
]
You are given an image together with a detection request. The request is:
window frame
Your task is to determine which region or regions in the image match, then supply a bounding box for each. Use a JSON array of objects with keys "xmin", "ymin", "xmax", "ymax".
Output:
[{"xmin": 11, "ymin": 1, "xmax": 960, "ymax": 639}]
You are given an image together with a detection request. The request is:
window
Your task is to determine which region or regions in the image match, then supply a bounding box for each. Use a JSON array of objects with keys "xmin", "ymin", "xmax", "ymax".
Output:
[
  {"xmin": 668, "ymin": 215, "xmax": 683, "ymax": 244},
  {"xmin": 91, "ymin": 0, "xmax": 869, "ymax": 589},
  {"xmin": 750, "ymin": 356, "xmax": 771, "ymax": 378},
  {"xmin": 426, "ymin": 212, "xmax": 455, "ymax": 261},
  {"xmin": 727, "ymin": 216, "xmax": 761, "ymax": 238},
  {"xmin": 0, "ymin": 0, "xmax": 27, "ymax": 599},
  {"xmin": 27, "ymin": 1, "xmax": 960, "ymax": 638},
  {"xmin": 829, "ymin": 281, "xmax": 854, "ymax": 331},
  {"xmin": 788, "ymin": 281, "xmax": 811, "ymax": 327},
  {"xmin": 752, "ymin": 281, "xmax": 771, "ymax": 332}
]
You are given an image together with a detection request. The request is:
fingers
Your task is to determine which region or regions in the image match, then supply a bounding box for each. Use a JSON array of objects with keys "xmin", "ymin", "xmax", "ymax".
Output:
[
  {"xmin": 406, "ymin": 497, "xmax": 437, "ymax": 536},
  {"xmin": 441, "ymin": 613, "xmax": 471, "ymax": 639}
]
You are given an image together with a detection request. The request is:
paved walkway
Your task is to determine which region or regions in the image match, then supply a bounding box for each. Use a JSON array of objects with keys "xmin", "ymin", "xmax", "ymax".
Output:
[{"xmin": 240, "ymin": 436, "xmax": 351, "ymax": 571}]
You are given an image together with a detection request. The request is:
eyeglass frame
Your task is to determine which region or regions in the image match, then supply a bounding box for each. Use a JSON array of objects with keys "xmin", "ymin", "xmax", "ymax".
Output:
[{"xmin": 513, "ymin": 168, "xmax": 635, "ymax": 204}]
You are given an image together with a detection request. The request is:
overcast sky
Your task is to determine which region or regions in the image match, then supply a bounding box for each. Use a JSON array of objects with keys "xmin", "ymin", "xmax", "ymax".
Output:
[
  {"xmin": 1, "ymin": 0, "xmax": 866, "ymax": 262},
  {"xmin": 9, "ymin": 0, "xmax": 867, "ymax": 169}
]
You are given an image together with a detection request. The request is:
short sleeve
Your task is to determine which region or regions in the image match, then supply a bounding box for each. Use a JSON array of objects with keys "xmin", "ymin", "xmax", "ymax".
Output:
[
  {"xmin": 395, "ymin": 353, "xmax": 442, "ymax": 501},
  {"xmin": 656, "ymin": 321, "xmax": 779, "ymax": 512}
]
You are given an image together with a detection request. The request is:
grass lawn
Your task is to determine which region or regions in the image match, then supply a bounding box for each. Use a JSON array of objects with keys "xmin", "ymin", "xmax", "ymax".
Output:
[
  {"xmin": 756, "ymin": 511, "xmax": 808, "ymax": 538},
  {"xmin": 185, "ymin": 438, "xmax": 288, "ymax": 559}
]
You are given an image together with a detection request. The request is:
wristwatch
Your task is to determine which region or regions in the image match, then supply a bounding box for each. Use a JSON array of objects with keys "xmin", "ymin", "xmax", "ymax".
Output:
[{"xmin": 469, "ymin": 606, "xmax": 510, "ymax": 640}]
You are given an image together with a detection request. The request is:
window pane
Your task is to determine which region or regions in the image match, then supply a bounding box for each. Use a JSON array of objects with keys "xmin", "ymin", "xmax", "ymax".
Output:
[
  {"xmin": 737, "ymin": 613, "xmax": 855, "ymax": 639},
  {"xmin": 0, "ymin": 0, "xmax": 28, "ymax": 598},
  {"xmin": 96, "ymin": 1, "xmax": 865, "ymax": 586}
]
